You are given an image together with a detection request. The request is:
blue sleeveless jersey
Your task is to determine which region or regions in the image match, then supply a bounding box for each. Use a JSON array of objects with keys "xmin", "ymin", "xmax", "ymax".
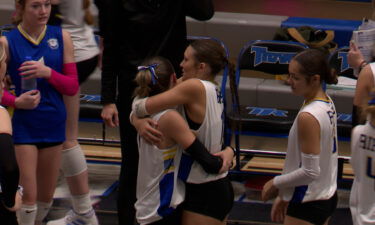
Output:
[{"xmin": 5, "ymin": 25, "xmax": 66, "ymax": 144}]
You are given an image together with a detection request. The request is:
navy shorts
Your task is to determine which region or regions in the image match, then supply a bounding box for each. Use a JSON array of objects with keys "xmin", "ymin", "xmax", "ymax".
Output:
[
  {"xmin": 182, "ymin": 176, "xmax": 234, "ymax": 221},
  {"xmin": 17, "ymin": 142, "xmax": 62, "ymax": 149},
  {"xmin": 287, "ymin": 191, "xmax": 338, "ymax": 225}
]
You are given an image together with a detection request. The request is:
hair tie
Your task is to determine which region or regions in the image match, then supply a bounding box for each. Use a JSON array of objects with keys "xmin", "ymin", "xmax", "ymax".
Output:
[{"xmin": 137, "ymin": 63, "xmax": 159, "ymax": 85}]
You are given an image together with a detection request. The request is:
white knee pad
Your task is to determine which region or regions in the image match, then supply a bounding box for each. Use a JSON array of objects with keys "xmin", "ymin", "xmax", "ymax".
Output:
[
  {"xmin": 61, "ymin": 145, "xmax": 88, "ymax": 177},
  {"xmin": 35, "ymin": 201, "xmax": 53, "ymax": 222},
  {"xmin": 18, "ymin": 204, "xmax": 37, "ymax": 225}
]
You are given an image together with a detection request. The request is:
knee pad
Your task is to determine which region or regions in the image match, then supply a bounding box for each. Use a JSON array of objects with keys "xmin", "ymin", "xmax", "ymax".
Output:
[
  {"xmin": 18, "ymin": 204, "xmax": 37, "ymax": 225},
  {"xmin": 35, "ymin": 201, "xmax": 53, "ymax": 222},
  {"xmin": 61, "ymin": 145, "xmax": 88, "ymax": 177}
]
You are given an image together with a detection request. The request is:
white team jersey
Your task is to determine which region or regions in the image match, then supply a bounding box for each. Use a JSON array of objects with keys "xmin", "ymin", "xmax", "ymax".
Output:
[
  {"xmin": 135, "ymin": 110, "xmax": 185, "ymax": 225},
  {"xmin": 179, "ymin": 79, "xmax": 226, "ymax": 184},
  {"xmin": 350, "ymin": 122, "xmax": 375, "ymax": 225},
  {"xmin": 59, "ymin": 0, "xmax": 99, "ymax": 62},
  {"xmin": 279, "ymin": 97, "xmax": 338, "ymax": 203}
]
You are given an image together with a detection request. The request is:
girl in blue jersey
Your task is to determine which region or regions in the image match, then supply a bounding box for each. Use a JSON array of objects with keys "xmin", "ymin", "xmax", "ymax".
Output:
[
  {"xmin": 261, "ymin": 49, "xmax": 338, "ymax": 225},
  {"xmin": 0, "ymin": 0, "xmax": 79, "ymax": 224},
  {"xmin": 0, "ymin": 43, "xmax": 22, "ymax": 225},
  {"xmin": 132, "ymin": 40, "xmax": 237, "ymax": 225}
]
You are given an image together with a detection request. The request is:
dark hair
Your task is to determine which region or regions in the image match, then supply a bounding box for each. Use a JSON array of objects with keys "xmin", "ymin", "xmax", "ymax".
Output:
[
  {"xmin": 133, "ymin": 56, "xmax": 175, "ymax": 98},
  {"xmin": 190, "ymin": 39, "xmax": 240, "ymax": 129},
  {"xmin": 292, "ymin": 49, "xmax": 338, "ymax": 85}
]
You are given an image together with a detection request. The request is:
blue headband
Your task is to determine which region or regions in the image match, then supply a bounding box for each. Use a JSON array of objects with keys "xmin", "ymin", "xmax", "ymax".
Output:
[{"xmin": 137, "ymin": 64, "xmax": 159, "ymax": 85}]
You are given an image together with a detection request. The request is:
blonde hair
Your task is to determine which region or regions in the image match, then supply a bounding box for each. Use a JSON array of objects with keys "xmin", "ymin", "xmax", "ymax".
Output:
[{"xmin": 134, "ymin": 56, "xmax": 175, "ymax": 98}]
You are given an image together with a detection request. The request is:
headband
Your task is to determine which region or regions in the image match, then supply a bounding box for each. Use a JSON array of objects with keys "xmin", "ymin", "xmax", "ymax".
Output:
[{"xmin": 137, "ymin": 63, "xmax": 159, "ymax": 85}]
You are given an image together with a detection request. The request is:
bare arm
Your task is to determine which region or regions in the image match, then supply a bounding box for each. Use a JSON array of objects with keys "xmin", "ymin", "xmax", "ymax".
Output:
[
  {"xmin": 145, "ymin": 79, "xmax": 204, "ymax": 115},
  {"xmin": 354, "ymin": 64, "xmax": 373, "ymax": 107},
  {"xmin": 0, "ymin": 108, "xmax": 12, "ymax": 135},
  {"xmin": 297, "ymin": 112, "xmax": 321, "ymax": 155}
]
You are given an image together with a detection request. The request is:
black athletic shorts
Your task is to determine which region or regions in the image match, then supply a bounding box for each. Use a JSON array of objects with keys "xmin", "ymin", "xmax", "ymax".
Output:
[
  {"xmin": 182, "ymin": 176, "xmax": 234, "ymax": 221},
  {"xmin": 18, "ymin": 142, "xmax": 62, "ymax": 149},
  {"xmin": 287, "ymin": 191, "xmax": 338, "ymax": 225}
]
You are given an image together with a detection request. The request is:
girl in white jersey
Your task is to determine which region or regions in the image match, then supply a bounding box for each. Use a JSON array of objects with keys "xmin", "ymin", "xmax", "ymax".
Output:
[
  {"xmin": 350, "ymin": 89, "xmax": 375, "ymax": 225},
  {"xmin": 132, "ymin": 40, "xmax": 238, "ymax": 225},
  {"xmin": 262, "ymin": 49, "xmax": 339, "ymax": 225},
  {"xmin": 133, "ymin": 56, "xmax": 233, "ymax": 225}
]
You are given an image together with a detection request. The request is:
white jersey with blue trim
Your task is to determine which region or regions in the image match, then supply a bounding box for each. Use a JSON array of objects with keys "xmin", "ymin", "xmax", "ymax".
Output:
[
  {"xmin": 135, "ymin": 110, "xmax": 184, "ymax": 225},
  {"xmin": 279, "ymin": 96, "xmax": 338, "ymax": 203},
  {"xmin": 179, "ymin": 79, "xmax": 226, "ymax": 184},
  {"xmin": 350, "ymin": 122, "xmax": 375, "ymax": 225}
]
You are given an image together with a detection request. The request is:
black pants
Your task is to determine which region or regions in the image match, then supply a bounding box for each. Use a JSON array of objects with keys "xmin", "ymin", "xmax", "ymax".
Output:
[
  {"xmin": 0, "ymin": 194, "xmax": 18, "ymax": 225},
  {"xmin": 116, "ymin": 73, "xmax": 139, "ymax": 225},
  {"xmin": 76, "ymin": 55, "xmax": 99, "ymax": 85}
]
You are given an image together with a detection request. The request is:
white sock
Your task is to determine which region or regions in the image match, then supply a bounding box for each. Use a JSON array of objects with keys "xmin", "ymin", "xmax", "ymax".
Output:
[
  {"xmin": 72, "ymin": 193, "xmax": 92, "ymax": 215},
  {"xmin": 35, "ymin": 201, "xmax": 53, "ymax": 223},
  {"xmin": 18, "ymin": 204, "xmax": 37, "ymax": 225}
]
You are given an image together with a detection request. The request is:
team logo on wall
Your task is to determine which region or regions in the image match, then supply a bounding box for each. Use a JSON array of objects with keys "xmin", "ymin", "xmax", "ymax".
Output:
[{"xmin": 47, "ymin": 38, "xmax": 59, "ymax": 50}]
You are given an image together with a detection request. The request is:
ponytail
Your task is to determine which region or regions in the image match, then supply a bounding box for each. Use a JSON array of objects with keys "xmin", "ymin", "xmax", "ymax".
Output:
[
  {"xmin": 133, "ymin": 56, "xmax": 175, "ymax": 98},
  {"xmin": 83, "ymin": 0, "xmax": 94, "ymax": 25}
]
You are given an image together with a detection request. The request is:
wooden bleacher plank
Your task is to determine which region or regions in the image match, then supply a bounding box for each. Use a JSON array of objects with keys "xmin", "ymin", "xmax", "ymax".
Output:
[
  {"xmin": 81, "ymin": 144, "xmax": 121, "ymax": 160},
  {"xmin": 242, "ymin": 156, "xmax": 284, "ymax": 174}
]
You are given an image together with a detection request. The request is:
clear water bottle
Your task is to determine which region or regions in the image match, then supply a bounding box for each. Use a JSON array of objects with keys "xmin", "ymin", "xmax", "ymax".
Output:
[{"xmin": 21, "ymin": 56, "xmax": 37, "ymax": 92}]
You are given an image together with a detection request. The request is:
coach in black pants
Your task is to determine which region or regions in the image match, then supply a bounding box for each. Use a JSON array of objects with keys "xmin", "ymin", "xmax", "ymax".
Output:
[{"xmin": 95, "ymin": 0, "xmax": 214, "ymax": 224}]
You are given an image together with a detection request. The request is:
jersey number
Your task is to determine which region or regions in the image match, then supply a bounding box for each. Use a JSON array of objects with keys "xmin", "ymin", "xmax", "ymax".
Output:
[{"xmin": 367, "ymin": 157, "xmax": 375, "ymax": 179}]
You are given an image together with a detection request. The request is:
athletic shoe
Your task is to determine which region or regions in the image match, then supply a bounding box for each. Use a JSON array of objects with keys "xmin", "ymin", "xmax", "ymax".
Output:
[{"xmin": 46, "ymin": 209, "xmax": 99, "ymax": 225}]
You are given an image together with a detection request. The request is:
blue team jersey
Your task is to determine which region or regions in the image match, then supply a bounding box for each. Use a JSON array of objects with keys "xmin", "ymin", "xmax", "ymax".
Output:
[{"xmin": 5, "ymin": 25, "xmax": 66, "ymax": 144}]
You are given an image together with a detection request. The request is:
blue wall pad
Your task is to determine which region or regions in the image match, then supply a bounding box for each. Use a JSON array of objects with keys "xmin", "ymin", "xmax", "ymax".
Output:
[{"xmin": 281, "ymin": 17, "xmax": 362, "ymax": 47}]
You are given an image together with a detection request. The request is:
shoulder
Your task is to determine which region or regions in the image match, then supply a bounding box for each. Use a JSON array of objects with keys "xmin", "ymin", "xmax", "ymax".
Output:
[
  {"xmin": 358, "ymin": 64, "xmax": 374, "ymax": 86},
  {"xmin": 297, "ymin": 112, "xmax": 320, "ymax": 130},
  {"xmin": 158, "ymin": 110, "xmax": 184, "ymax": 126},
  {"xmin": 158, "ymin": 110, "xmax": 187, "ymax": 134},
  {"xmin": 0, "ymin": 35, "xmax": 8, "ymax": 46},
  {"xmin": 351, "ymin": 125, "xmax": 362, "ymax": 138},
  {"xmin": 172, "ymin": 78, "xmax": 204, "ymax": 95},
  {"xmin": 0, "ymin": 108, "xmax": 12, "ymax": 135},
  {"xmin": 179, "ymin": 78, "xmax": 204, "ymax": 88}
]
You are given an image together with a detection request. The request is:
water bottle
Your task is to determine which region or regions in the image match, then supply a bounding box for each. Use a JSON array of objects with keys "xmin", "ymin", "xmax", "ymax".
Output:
[{"xmin": 21, "ymin": 56, "xmax": 37, "ymax": 92}]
